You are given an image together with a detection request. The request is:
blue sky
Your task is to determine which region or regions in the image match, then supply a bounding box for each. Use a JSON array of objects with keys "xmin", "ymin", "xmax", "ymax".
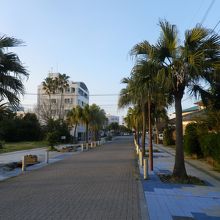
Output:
[{"xmin": 1, "ymin": 0, "xmax": 220, "ymax": 117}]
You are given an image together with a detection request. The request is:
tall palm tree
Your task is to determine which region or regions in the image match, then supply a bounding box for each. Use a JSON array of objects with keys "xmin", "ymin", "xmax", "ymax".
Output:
[
  {"xmin": 81, "ymin": 104, "xmax": 91, "ymax": 143},
  {"xmin": 118, "ymin": 76, "xmax": 147, "ymax": 156},
  {"xmin": 157, "ymin": 21, "xmax": 220, "ymax": 178},
  {"xmin": 42, "ymin": 77, "xmax": 56, "ymax": 118},
  {"xmin": 55, "ymin": 73, "xmax": 69, "ymax": 119},
  {"xmin": 132, "ymin": 20, "xmax": 220, "ymax": 178},
  {"xmin": 130, "ymin": 60, "xmax": 168, "ymax": 170},
  {"xmin": 0, "ymin": 35, "xmax": 28, "ymax": 107}
]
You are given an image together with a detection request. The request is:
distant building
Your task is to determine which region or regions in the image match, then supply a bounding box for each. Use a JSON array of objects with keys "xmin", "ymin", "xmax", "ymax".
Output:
[
  {"xmin": 170, "ymin": 101, "xmax": 205, "ymax": 134},
  {"xmin": 37, "ymin": 72, "xmax": 89, "ymax": 139},
  {"xmin": 106, "ymin": 114, "xmax": 119, "ymax": 125},
  {"xmin": 121, "ymin": 116, "xmax": 126, "ymax": 126}
]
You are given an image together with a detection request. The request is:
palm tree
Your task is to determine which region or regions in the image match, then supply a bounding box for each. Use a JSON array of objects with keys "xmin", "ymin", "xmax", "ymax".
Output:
[
  {"xmin": 42, "ymin": 77, "xmax": 56, "ymax": 118},
  {"xmin": 66, "ymin": 105, "xmax": 82, "ymax": 139},
  {"xmin": 118, "ymin": 76, "xmax": 148, "ymax": 156},
  {"xmin": 81, "ymin": 104, "xmax": 91, "ymax": 143},
  {"xmin": 130, "ymin": 60, "xmax": 169, "ymax": 170},
  {"xmin": 55, "ymin": 73, "xmax": 69, "ymax": 119},
  {"xmin": 124, "ymin": 106, "xmax": 142, "ymax": 144},
  {"xmin": 192, "ymin": 69, "xmax": 220, "ymax": 110},
  {"xmin": 0, "ymin": 102, "xmax": 13, "ymax": 120},
  {"xmin": 89, "ymin": 104, "xmax": 107, "ymax": 141},
  {"xmin": 132, "ymin": 20, "xmax": 220, "ymax": 178},
  {"xmin": 0, "ymin": 35, "xmax": 28, "ymax": 107},
  {"xmin": 157, "ymin": 21, "xmax": 220, "ymax": 178},
  {"xmin": 153, "ymin": 106, "xmax": 168, "ymax": 144}
]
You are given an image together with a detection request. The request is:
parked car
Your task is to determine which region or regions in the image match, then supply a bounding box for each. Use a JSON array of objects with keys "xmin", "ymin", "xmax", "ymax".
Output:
[{"xmin": 159, "ymin": 133, "xmax": 163, "ymax": 141}]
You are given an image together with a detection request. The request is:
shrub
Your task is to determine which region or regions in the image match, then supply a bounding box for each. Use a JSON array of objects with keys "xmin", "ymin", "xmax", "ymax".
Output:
[
  {"xmin": 46, "ymin": 131, "xmax": 59, "ymax": 149},
  {"xmin": 0, "ymin": 113, "xmax": 42, "ymax": 142},
  {"xmin": 199, "ymin": 133, "xmax": 220, "ymax": 164},
  {"xmin": 163, "ymin": 127, "xmax": 175, "ymax": 146},
  {"xmin": 43, "ymin": 119, "xmax": 71, "ymax": 143},
  {"xmin": 0, "ymin": 140, "xmax": 5, "ymax": 149},
  {"xmin": 184, "ymin": 123, "xmax": 202, "ymax": 156}
]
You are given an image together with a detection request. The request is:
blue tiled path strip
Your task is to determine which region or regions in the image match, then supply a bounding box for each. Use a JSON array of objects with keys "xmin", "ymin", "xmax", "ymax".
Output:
[
  {"xmin": 140, "ymin": 139, "xmax": 220, "ymax": 220},
  {"xmin": 0, "ymin": 137, "xmax": 143, "ymax": 220}
]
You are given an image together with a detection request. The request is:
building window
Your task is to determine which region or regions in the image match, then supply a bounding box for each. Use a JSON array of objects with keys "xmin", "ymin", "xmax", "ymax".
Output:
[
  {"xmin": 51, "ymin": 99, "xmax": 56, "ymax": 104},
  {"xmin": 65, "ymin": 88, "xmax": 70, "ymax": 93},
  {"xmin": 71, "ymin": 88, "xmax": 75, "ymax": 93},
  {"xmin": 78, "ymin": 88, "xmax": 84, "ymax": 96},
  {"xmin": 64, "ymin": 98, "xmax": 70, "ymax": 104}
]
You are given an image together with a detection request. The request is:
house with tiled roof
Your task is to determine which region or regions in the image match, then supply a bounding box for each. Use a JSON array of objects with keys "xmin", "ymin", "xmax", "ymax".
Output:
[{"xmin": 170, "ymin": 101, "xmax": 205, "ymax": 134}]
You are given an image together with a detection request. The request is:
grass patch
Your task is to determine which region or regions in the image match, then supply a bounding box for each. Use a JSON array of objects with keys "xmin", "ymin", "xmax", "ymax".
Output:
[
  {"xmin": 0, "ymin": 141, "xmax": 48, "ymax": 153},
  {"xmin": 158, "ymin": 174, "xmax": 206, "ymax": 185}
]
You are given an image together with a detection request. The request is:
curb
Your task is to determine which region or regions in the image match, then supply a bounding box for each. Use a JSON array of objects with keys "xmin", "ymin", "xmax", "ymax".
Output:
[
  {"xmin": 133, "ymin": 154, "xmax": 150, "ymax": 220},
  {"xmin": 137, "ymin": 178, "xmax": 150, "ymax": 220}
]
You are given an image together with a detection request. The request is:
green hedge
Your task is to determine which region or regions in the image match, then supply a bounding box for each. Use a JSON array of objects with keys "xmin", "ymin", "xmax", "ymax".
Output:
[
  {"xmin": 184, "ymin": 123, "xmax": 202, "ymax": 156},
  {"xmin": 199, "ymin": 133, "xmax": 220, "ymax": 164},
  {"xmin": 163, "ymin": 127, "xmax": 175, "ymax": 146}
]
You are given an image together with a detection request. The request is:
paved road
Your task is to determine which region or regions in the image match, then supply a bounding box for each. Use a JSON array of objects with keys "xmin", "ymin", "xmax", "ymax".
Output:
[{"xmin": 0, "ymin": 136, "xmax": 142, "ymax": 220}]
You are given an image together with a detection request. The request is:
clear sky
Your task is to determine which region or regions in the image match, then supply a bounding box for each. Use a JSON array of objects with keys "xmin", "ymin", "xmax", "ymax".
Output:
[{"xmin": 1, "ymin": 0, "xmax": 220, "ymax": 118}]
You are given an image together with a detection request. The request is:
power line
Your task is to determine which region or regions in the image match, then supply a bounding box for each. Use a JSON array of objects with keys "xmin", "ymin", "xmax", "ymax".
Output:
[
  {"xmin": 24, "ymin": 93, "xmax": 119, "ymax": 97},
  {"xmin": 213, "ymin": 20, "xmax": 220, "ymax": 31},
  {"xmin": 200, "ymin": 0, "xmax": 215, "ymax": 25},
  {"xmin": 188, "ymin": 0, "xmax": 205, "ymax": 27}
]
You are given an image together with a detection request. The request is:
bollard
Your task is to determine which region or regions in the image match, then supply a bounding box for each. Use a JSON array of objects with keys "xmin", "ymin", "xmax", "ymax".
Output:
[
  {"xmin": 143, "ymin": 157, "xmax": 148, "ymax": 180},
  {"xmin": 94, "ymin": 142, "xmax": 97, "ymax": 147},
  {"xmin": 136, "ymin": 145, "xmax": 139, "ymax": 155},
  {"xmin": 139, "ymin": 151, "xmax": 143, "ymax": 167},
  {"xmin": 22, "ymin": 156, "xmax": 26, "ymax": 171},
  {"xmin": 91, "ymin": 142, "xmax": 93, "ymax": 148},
  {"xmin": 81, "ymin": 144, "xmax": 84, "ymax": 152},
  {"xmin": 45, "ymin": 150, "xmax": 49, "ymax": 164},
  {"xmin": 86, "ymin": 143, "xmax": 89, "ymax": 150}
]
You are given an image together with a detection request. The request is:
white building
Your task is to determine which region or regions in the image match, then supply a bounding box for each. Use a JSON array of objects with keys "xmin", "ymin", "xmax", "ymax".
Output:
[
  {"xmin": 106, "ymin": 114, "xmax": 120, "ymax": 125},
  {"xmin": 37, "ymin": 72, "xmax": 89, "ymax": 139}
]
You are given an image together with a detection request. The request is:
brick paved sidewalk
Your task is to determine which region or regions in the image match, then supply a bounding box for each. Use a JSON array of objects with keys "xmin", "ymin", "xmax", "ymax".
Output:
[
  {"xmin": 140, "ymin": 142, "xmax": 220, "ymax": 220},
  {"xmin": 0, "ymin": 136, "xmax": 142, "ymax": 220}
]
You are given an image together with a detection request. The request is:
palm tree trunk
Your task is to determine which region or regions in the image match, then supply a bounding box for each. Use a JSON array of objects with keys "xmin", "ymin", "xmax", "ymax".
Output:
[
  {"xmin": 86, "ymin": 123, "xmax": 89, "ymax": 143},
  {"xmin": 141, "ymin": 104, "xmax": 147, "ymax": 158},
  {"xmin": 136, "ymin": 120, "xmax": 140, "ymax": 145},
  {"xmin": 49, "ymin": 94, "xmax": 52, "ymax": 119},
  {"xmin": 59, "ymin": 92, "xmax": 63, "ymax": 120},
  {"xmin": 148, "ymin": 95, "xmax": 153, "ymax": 171},
  {"xmin": 134, "ymin": 129, "xmax": 137, "ymax": 143},
  {"xmin": 155, "ymin": 121, "xmax": 159, "ymax": 144},
  {"xmin": 74, "ymin": 122, "xmax": 78, "ymax": 138},
  {"xmin": 173, "ymin": 95, "xmax": 187, "ymax": 178}
]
